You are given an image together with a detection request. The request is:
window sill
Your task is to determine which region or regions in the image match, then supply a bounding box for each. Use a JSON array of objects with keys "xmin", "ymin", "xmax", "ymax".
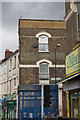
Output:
[
  {"xmin": 39, "ymin": 80, "xmax": 49, "ymax": 84},
  {"xmin": 38, "ymin": 51, "xmax": 50, "ymax": 53}
]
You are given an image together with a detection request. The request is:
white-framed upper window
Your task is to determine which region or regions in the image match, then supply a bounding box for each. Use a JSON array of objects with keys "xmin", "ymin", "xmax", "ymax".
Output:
[
  {"xmin": 36, "ymin": 32, "xmax": 51, "ymax": 52},
  {"xmin": 39, "ymin": 35, "xmax": 48, "ymax": 52},
  {"xmin": 39, "ymin": 62, "xmax": 49, "ymax": 80},
  {"xmin": 4, "ymin": 63, "xmax": 6, "ymax": 73},
  {"xmin": 14, "ymin": 56, "xmax": 16, "ymax": 69},
  {"xmin": 9, "ymin": 59, "xmax": 12, "ymax": 71}
]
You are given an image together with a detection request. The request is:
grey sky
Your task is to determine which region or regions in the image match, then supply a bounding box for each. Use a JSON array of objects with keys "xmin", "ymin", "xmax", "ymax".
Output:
[{"xmin": 0, "ymin": 2, "xmax": 65, "ymax": 60}]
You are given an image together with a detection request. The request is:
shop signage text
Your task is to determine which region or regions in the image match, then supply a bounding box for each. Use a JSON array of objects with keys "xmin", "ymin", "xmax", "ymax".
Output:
[{"xmin": 66, "ymin": 45, "xmax": 80, "ymax": 77}]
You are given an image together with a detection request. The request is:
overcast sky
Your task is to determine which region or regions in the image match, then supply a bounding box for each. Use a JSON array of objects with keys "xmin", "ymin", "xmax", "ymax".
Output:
[{"xmin": 0, "ymin": 2, "xmax": 65, "ymax": 60}]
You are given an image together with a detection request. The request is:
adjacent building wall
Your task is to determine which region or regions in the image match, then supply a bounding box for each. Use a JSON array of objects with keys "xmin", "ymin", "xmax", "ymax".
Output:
[
  {"xmin": 65, "ymin": 2, "xmax": 78, "ymax": 55},
  {"xmin": 63, "ymin": 1, "xmax": 80, "ymax": 118},
  {"xmin": 0, "ymin": 50, "xmax": 19, "ymax": 118}
]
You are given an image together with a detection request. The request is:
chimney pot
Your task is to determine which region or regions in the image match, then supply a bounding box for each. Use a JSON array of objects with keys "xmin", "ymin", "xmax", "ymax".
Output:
[{"xmin": 5, "ymin": 49, "xmax": 13, "ymax": 59}]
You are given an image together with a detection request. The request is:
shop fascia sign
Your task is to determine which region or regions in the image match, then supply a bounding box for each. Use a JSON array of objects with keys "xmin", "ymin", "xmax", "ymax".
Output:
[
  {"xmin": 6, "ymin": 94, "xmax": 16, "ymax": 101},
  {"xmin": 66, "ymin": 44, "xmax": 80, "ymax": 78}
]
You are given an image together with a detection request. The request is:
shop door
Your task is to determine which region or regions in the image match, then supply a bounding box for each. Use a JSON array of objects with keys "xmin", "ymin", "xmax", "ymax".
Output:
[
  {"xmin": 7, "ymin": 104, "xmax": 15, "ymax": 119},
  {"xmin": 8, "ymin": 109, "xmax": 15, "ymax": 120}
]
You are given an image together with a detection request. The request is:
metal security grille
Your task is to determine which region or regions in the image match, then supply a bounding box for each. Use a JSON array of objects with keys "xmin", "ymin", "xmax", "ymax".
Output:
[
  {"xmin": 18, "ymin": 84, "xmax": 58, "ymax": 119},
  {"xmin": 18, "ymin": 85, "xmax": 41, "ymax": 119}
]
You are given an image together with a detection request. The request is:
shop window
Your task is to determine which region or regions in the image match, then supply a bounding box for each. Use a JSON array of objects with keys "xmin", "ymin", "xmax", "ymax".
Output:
[{"xmin": 71, "ymin": 92, "xmax": 79, "ymax": 118}]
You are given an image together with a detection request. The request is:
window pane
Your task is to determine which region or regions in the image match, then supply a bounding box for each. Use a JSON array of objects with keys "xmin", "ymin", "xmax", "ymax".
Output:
[
  {"xmin": 10, "ymin": 59, "xmax": 12, "ymax": 70},
  {"xmin": 39, "ymin": 36, "xmax": 48, "ymax": 43},
  {"xmin": 79, "ymin": 92, "xmax": 80, "ymax": 118},
  {"xmin": 71, "ymin": 93, "xmax": 79, "ymax": 118},
  {"xmin": 40, "ymin": 64, "xmax": 48, "ymax": 73},
  {"xmin": 39, "ymin": 43, "xmax": 48, "ymax": 51},
  {"xmin": 4, "ymin": 63, "xmax": 6, "ymax": 73},
  {"xmin": 78, "ymin": 13, "xmax": 80, "ymax": 30},
  {"xmin": 14, "ymin": 56, "xmax": 16, "ymax": 68},
  {"xmin": 14, "ymin": 78, "xmax": 16, "ymax": 86},
  {"xmin": 39, "ymin": 35, "xmax": 48, "ymax": 51}
]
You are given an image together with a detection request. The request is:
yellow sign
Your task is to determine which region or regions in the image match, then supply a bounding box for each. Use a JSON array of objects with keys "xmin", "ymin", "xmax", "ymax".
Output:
[
  {"xmin": 66, "ymin": 45, "xmax": 80, "ymax": 77},
  {"xmin": 67, "ymin": 91, "xmax": 70, "ymax": 118}
]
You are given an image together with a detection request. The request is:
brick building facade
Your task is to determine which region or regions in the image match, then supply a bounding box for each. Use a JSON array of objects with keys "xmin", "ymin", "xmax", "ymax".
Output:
[
  {"xmin": 65, "ymin": 2, "xmax": 79, "ymax": 55},
  {"xmin": 19, "ymin": 19, "xmax": 66, "ymax": 85},
  {"xmin": 62, "ymin": 1, "xmax": 80, "ymax": 118}
]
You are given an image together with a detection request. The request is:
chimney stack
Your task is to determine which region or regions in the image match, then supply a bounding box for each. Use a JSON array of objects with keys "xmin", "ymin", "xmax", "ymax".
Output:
[{"xmin": 5, "ymin": 49, "xmax": 13, "ymax": 59}]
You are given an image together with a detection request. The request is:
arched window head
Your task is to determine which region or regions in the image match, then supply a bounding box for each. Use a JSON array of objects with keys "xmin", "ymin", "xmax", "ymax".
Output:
[{"xmin": 36, "ymin": 32, "xmax": 51, "ymax": 38}]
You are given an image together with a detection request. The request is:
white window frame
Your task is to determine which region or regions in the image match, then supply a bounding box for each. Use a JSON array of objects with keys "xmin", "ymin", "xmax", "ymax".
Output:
[
  {"xmin": 14, "ymin": 56, "xmax": 16, "ymax": 69},
  {"xmin": 36, "ymin": 32, "xmax": 51, "ymax": 52},
  {"xmin": 39, "ymin": 62, "xmax": 49, "ymax": 80},
  {"xmin": 9, "ymin": 59, "xmax": 12, "ymax": 71},
  {"xmin": 38, "ymin": 35, "xmax": 49, "ymax": 52},
  {"xmin": 14, "ymin": 77, "xmax": 16, "ymax": 87}
]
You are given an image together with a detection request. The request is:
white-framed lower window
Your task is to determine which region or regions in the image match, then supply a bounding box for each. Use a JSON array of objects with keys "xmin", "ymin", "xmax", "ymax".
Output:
[
  {"xmin": 39, "ymin": 63, "xmax": 49, "ymax": 80},
  {"xmin": 39, "ymin": 35, "xmax": 48, "ymax": 52},
  {"xmin": 4, "ymin": 82, "xmax": 7, "ymax": 94},
  {"xmin": 14, "ymin": 78, "xmax": 16, "ymax": 86}
]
